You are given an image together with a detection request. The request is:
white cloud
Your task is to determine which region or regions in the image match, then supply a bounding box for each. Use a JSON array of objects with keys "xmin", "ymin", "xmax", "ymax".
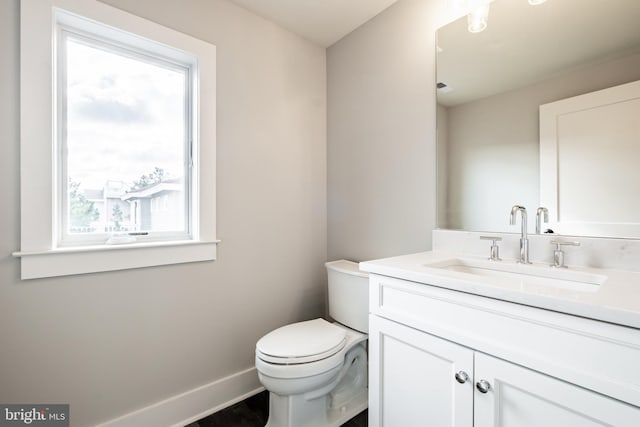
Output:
[{"xmin": 65, "ymin": 37, "xmax": 187, "ymax": 189}]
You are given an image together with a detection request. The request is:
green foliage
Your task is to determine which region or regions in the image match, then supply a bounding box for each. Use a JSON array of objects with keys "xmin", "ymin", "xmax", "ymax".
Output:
[
  {"xmin": 69, "ymin": 179, "xmax": 99, "ymax": 229},
  {"xmin": 112, "ymin": 204, "xmax": 124, "ymax": 231},
  {"xmin": 132, "ymin": 167, "xmax": 166, "ymax": 190}
]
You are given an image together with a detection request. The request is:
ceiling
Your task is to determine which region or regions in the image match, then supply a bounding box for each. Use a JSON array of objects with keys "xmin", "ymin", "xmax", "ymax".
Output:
[{"xmin": 230, "ymin": 0, "xmax": 400, "ymax": 47}]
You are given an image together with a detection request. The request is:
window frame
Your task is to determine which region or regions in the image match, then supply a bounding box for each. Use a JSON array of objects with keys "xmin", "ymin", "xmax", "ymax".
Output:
[
  {"xmin": 16, "ymin": 0, "xmax": 218, "ymax": 279},
  {"xmin": 56, "ymin": 25, "xmax": 195, "ymax": 247}
]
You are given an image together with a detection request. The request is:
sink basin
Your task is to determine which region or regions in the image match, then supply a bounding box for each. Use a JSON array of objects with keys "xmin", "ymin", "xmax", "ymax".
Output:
[{"xmin": 423, "ymin": 257, "xmax": 607, "ymax": 293}]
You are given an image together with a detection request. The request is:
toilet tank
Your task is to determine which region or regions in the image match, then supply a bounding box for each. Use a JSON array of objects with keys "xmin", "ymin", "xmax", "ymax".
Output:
[{"xmin": 325, "ymin": 260, "xmax": 369, "ymax": 333}]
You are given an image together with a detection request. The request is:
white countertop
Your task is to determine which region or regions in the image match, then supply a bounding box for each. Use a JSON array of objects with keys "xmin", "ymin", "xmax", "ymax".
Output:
[{"xmin": 360, "ymin": 251, "xmax": 640, "ymax": 329}]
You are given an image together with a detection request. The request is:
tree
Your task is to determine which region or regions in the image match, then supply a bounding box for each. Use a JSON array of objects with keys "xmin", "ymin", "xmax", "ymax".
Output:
[
  {"xmin": 112, "ymin": 205, "xmax": 124, "ymax": 231},
  {"xmin": 69, "ymin": 179, "xmax": 99, "ymax": 229},
  {"xmin": 131, "ymin": 167, "xmax": 166, "ymax": 190}
]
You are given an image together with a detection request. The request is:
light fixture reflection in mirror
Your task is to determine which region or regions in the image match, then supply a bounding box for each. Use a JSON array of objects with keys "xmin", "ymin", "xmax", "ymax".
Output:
[
  {"xmin": 464, "ymin": 0, "xmax": 548, "ymax": 34},
  {"xmin": 467, "ymin": 3, "xmax": 490, "ymax": 33}
]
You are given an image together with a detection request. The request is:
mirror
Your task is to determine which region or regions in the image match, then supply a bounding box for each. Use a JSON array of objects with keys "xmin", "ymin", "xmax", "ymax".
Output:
[{"xmin": 436, "ymin": 0, "xmax": 640, "ymax": 237}]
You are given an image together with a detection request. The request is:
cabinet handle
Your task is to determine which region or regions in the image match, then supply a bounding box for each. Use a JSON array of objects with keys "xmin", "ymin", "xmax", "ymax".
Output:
[
  {"xmin": 454, "ymin": 370, "xmax": 469, "ymax": 384},
  {"xmin": 476, "ymin": 380, "xmax": 491, "ymax": 393}
]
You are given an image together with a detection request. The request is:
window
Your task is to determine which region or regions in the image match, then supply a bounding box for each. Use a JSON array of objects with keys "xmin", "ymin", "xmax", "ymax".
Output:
[
  {"xmin": 58, "ymin": 20, "xmax": 193, "ymax": 246},
  {"xmin": 17, "ymin": 0, "xmax": 218, "ymax": 279}
]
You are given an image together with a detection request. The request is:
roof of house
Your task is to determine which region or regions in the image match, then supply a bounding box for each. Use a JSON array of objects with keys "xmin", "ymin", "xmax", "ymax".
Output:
[{"xmin": 121, "ymin": 179, "xmax": 182, "ymax": 201}]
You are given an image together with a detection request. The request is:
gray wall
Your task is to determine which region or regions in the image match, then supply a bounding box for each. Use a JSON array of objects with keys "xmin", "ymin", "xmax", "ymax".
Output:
[
  {"xmin": 327, "ymin": 0, "xmax": 453, "ymax": 262},
  {"xmin": 0, "ymin": 0, "xmax": 326, "ymax": 425}
]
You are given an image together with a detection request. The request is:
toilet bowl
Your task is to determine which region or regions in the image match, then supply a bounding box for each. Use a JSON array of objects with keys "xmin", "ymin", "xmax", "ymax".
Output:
[{"xmin": 255, "ymin": 260, "xmax": 369, "ymax": 427}]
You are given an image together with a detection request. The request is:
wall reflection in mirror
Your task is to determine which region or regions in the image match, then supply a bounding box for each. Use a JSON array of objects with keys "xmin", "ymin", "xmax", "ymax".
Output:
[{"xmin": 436, "ymin": 0, "xmax": 640, "ymax": 238}]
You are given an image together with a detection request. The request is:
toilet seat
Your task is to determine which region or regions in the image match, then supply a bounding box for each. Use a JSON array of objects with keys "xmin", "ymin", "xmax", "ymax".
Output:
[
  {"xmin": 256, "ymin": 319, "xmax": 347, "ymax": 365},
  {"xmin": 256, "ymin": 320, "xmax": 366, "ymax": 380}
]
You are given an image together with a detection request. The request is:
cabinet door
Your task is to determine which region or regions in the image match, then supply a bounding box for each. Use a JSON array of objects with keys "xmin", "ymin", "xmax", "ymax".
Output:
[
  {"xmin": 474, "ymin": 352, "xmax": 640, "ymax": 427},
  {"xmin": 369, "ymin": 315, "xmax": 473, "ymax": 427}
]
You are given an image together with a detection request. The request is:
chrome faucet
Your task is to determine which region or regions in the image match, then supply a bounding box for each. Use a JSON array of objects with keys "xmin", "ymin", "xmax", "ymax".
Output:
[
  {"xmin": 510, "ymin": 205, "xmax": 531, "ymax": 264},
  {"xmin": 535, "ymin": 207, "xmax": 548, "ymax": 234},
  {"xmin": 550, "ymin": 240, "xmax": 580, "ymax": 268}
]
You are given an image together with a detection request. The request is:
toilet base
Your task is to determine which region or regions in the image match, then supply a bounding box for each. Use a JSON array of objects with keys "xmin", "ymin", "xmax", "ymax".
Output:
[
  {"xmin": 327, "ymin": 388, "xmax": 368, "ymax": 427},
  {"xmin": 265, "ymin": 388, "xmax": 367, "ymax": 427},
  {"xmin": 263, "ymin": 342, "xmax": 368, "ymax": 427}
]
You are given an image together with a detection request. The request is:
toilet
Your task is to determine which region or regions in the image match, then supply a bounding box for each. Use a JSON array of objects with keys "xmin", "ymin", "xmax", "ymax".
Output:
[{"xmin": 255, "ymin": 260, "xmax": 369, "ymax": 427}]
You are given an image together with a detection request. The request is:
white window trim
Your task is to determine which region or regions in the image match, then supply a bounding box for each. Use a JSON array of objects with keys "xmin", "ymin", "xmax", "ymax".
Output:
[
  {"xmin": 56, "ymin": 20, "xmax": 195, "ymax": 247},
  {"xmin": 16, "ymin": 0, "xmax": 218, "ymax": 279}
]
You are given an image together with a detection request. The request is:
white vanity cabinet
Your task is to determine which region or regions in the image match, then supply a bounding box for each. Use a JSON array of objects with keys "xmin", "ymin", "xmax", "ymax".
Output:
[
  {"xmin": 367, "ymin": 274, "xmax": 640, "ymax": 427},
  {"xmin": 369, "ymin": 315, "xmax": 473, "ymax": 427}
]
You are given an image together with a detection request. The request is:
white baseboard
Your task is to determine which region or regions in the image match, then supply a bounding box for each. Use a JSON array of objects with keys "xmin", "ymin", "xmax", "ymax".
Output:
[{"xmin": 98, "ymin": 367, "xmax": 264, "ymax": 427}]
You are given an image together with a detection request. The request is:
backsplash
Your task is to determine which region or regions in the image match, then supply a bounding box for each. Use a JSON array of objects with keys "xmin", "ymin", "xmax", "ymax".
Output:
[{"xmin": 433, "ymin": 229, "xmax": 640, "ymax": 272}]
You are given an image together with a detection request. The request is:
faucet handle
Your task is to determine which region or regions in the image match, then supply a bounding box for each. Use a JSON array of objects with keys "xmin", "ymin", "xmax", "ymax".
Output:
[
  {"xmin": 550, "ymin": 240, "xmax": 580, "ymax": 249},
  {"xmin": 480, "ymin": 236, "xmax": 502, "ymax": 261},
  {"xmin": 550, "ymin": 240, "xmax": 580, "ymax": 268}
]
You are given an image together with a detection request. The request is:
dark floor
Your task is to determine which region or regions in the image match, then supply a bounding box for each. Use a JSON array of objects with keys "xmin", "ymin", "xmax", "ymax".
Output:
[{"xmin": 186, "ymin": 390, "xmax": 367, "ymax": 427}]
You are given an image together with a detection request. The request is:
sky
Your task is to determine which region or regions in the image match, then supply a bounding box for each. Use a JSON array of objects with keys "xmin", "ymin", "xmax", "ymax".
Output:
[{"xmin": 65, "ymin": 35, "xmax": 187, "ymax": 191}]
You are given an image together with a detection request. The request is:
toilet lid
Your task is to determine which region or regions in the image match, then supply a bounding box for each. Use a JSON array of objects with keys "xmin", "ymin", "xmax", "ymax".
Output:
[{"xmin": 256, "ymin": 319, "xmax": 347, "ymax": 363}]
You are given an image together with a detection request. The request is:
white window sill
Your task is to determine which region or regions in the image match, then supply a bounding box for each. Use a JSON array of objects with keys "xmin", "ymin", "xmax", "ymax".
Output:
[{"xmin": 12, "ymin": 240, "xmax": 220, "ymax": 280}]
